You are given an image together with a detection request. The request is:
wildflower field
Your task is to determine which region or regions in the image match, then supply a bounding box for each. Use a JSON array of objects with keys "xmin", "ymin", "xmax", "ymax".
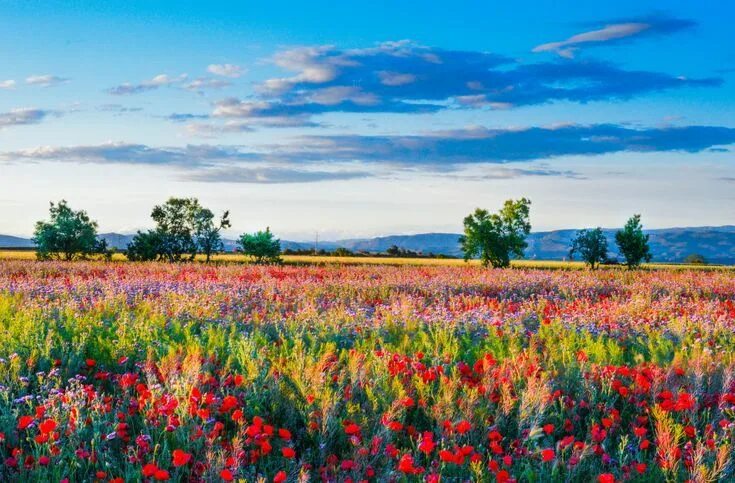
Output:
[{"xmin": 1, "ymin": 261, "xmax": 734, "ymax": 482}]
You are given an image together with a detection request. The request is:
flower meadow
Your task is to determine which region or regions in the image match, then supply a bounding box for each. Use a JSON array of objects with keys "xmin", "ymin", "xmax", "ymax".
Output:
[{"xmin": 1, "ymin": 262, "xmax": 735, "ymax": 482}]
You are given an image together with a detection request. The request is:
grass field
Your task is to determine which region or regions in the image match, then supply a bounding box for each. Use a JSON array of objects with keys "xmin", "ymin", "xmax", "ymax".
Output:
[
  {"xmin": 0, "ymin": 249, "xmax": 728, "ymax": 270},
  {"xmin": 1, "ymin": 260, "xmax": 735, "ymax": 481}
]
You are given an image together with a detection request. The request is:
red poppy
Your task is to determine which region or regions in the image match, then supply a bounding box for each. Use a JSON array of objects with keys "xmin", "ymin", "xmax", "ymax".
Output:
[
  {"xmin": 598, "ymin": 474, "xmax": 615, "ymax": 483},
  {"xmin": 172, "ymin": 449, "xmax": 192, "ymax": 467},
  {"xmin": 220, "ymin": 469, "xmax": 234, "ymax": 481},
  {"xmin": 541, "ymin": 449, "xmax": 555, "ymax": 462},
  {"xmin": 273, "ymin": 470, "xmax": 287, "ymax": 483},
  {"xmin": 17, "ymin": 415, "xmax": 34, "ymax": 430},
  {"xmin": 39, "ymin": 419, "xmax": 57, "ymax": 434},
  {"xmin": 281, "ymin": 447, "xmax": 295, "ymax": 459},
  {"xmin": 154, "ymin": 469, "xmax": 170, "ymax": 481}
]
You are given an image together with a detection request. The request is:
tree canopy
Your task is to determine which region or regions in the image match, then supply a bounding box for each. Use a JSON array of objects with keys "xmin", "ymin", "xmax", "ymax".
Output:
[
  {"xmin": 237, "ymin": 228, "xmax": 282, "ymax": 264},
  {"xmin": 126, "ymin": 198, "xmax": 230, "ymax": 262},
  {"xmin": 459, "ymin": 198, "xmax": 532, "ymax": 268},
  {"xmin": 33, "ymin": 200, "xmax": 104, "ymax": 261},
  {"xmin": 615, "ymin": 214, "xmax": 651, "ymax": 269},
  {"xmin": 570, "ymin": 227, "xmax": 608, "ymax": 269}
]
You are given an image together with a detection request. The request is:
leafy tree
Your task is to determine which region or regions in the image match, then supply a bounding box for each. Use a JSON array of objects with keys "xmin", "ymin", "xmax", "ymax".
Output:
[
  {"xmin": 459, "ymin": 198, "xmax": 532, "ymax": 268},
  {"xmin": 125, "ymin": 198, "xmax": 231, "ymax": 263},
  {"xmin": 151, "ymin": 198, "xmax": 201, "ymax": 262},
  {"xmin": 684, "ymin": 253, "xmax": 707, "ymax": 265},
  {"xmin": 237, "ymin": 227, "xmax": 282, "ymax": 264},
  {"xmin": 195, "ymin": 209, "xmax": 231, "ymax": 263},
  {"xmin": 126, "ymin": 230, "xmax": 165, "ymax": 261},
  {"xmin": 569, "ymin": 227, "xmax": 608, "ymax": 269},
  {"xmin": 32, "ymin": 200, "xmax": 103, "ymax": 261},
  {"xmin": 615, "ymin": 214, "xmax": 652, "ymax": 269}
]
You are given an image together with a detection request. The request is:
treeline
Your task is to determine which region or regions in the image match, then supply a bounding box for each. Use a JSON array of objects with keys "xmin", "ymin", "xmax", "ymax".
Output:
[
  {"xmin": 459, "ymin": 198, "xmax": 671, "ymax": 269},
  {"xmin": 32, "ymin": 199, "xmax": 281, "ymax": 264},
  {"xmin": 29, "ymin": 197, "xmax": 705, "ymax": 267},
  {"xmin": 283, "ymin": 246, "xmax": 456, "ymax": 259}
]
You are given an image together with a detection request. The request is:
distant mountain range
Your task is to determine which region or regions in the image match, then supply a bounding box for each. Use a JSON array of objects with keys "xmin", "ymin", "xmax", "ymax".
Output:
[{"xmin": 3, "ymin": 226, "xmax": 735, "ymax": 264}]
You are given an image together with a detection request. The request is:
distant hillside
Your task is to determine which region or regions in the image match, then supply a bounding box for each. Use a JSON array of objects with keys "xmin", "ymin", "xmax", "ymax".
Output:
[
  {"xmin": 3, "ymin": 226, "xmax": 735, "ymax": 264},
  {"xmin": 0, "ymin": 235, "xmax": 34, "ymax": 248}
]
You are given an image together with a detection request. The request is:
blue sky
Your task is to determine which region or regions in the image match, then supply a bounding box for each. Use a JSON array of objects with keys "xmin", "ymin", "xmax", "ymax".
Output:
[{"xmin": 1, "ymin": 1, "xmax": 734, "ymax": 239}]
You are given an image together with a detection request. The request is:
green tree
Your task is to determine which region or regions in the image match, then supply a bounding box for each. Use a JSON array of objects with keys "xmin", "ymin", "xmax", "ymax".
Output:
[
  {"xmin": 615, "ymin": 214, "xmax": 651, "ymax": 269},
  {"xmin": 459, "ymin": 198, "xmax": 532, "ymax": 268},
  {"xmin": 125, "ymin": 230, "xmax": 165, "ymax": 262},
  {"xmin": 195, "ymin": 209, "xmax": 231, "ymax": 263},
  {"xmin": 150, "ymin": 198, "xmax": 201, "ymax": 262},
  {"xmin": 32, "ymin": 200, "xmax": 103, "ymax": 261},
  {"xmin": 569, "ymin": 227, "xmax": 608, "ymax": 269},
  {"xmin": 237, "ymin": 227, "xmax": 282, "ymax": 264},
  {"xmin": 684, "ymin": 253, "xmax": 707, "ymax": 265}
]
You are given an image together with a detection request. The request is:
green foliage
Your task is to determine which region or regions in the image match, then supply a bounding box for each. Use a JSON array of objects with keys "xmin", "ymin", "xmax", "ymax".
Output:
[
  {"xmin": 150, "ymin": 197, "xmax": 202, "ymax": 262},
  {"xmin": 125, "ymin": 230, "xmax": 165, "ymax": 261},
  {"xmin": 459, "ymin": 198, "xmax": 532, "ymax": 268},
  {"xmin": 194, "ymin": 208, "xmax": 231, "ymax": 263},
  {"xmin": 126, "ymin": 198, "xmax": 230, "ymax": 262},
  {"xmin": 684, "ymin": 253, "xmax": 707, "ymax": 265},
  {"xmin": 237, "ymin": 227, "xmax": 282, "ymax": 264},
  {"xmin": 615, "ymin": 214, "xmax": 651, "ymax": 269},
  {"xmin": 32, "ymin": 200, "xmax": 102, "ymax": 261},
  {"xmin": 569, "ymin": 227, "xmax": 608, "ymax": 269}
]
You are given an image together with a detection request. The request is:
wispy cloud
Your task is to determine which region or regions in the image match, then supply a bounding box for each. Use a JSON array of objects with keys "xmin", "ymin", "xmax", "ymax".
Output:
[
  {"xmin": 207, "ymin": 64, "xmax": 245, "ymax": 78},
  {"xmin": 184, "ymin": 78, "xmax": 232, "ymax": 92},
  {"xmin": 0, "ymin": 108, "xmax": 59, "ymax": 129},
  {"xmin": 198, "ymin": 40, "xmax": 718, "ymax": 130},
  {"xmin": 533, "ymin": 13, "xmax": 696, "ymax": 58},
  {"xmin": 107, "ymin": 74, "xmax": 187, "ymax": 95},
  {"xmin": 25, "ymin": 75, "xmax": 69, "ymax": 87},
  {"xmin": 181, "ymin": 166, "xmax": 370, "ymax": 184},
  {"xmin": 3, "ymin": 124, "xmax": 734, "ymax": 178},
  {"xmin": 0, "ymin": 80, "xmax": 16, "ymax": 89}
]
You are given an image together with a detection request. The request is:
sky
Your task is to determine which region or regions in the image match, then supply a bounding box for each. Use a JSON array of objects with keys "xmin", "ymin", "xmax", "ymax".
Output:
[{"xmin": 1, "ymin": 1, "xmax": 734, "ymax": 240}]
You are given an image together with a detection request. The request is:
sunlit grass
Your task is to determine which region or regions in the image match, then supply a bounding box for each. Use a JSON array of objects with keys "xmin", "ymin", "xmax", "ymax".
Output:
[{"xmin": 0, "ymin": 249, "xmax": 729, "ymax": 269}]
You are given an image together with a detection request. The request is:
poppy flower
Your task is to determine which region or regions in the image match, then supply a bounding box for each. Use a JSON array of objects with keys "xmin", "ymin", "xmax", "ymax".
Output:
[
  {"xmin": 39, "ymin": 419, "xmax": 57, "ymax": 434},
  {"xmin": 220, "ymin": 469, "xmax": 234, "ymax": 481},
  {"xmin": 273, "ymin": 471, "xmax": 287, "ymax": 483},
  {"xmin": 541, "ymin": 449, "xmax": 555, "ymax": 462},
  {"xmin": 154, "ymin": 469, "xmax": 170, "ymax": 481},
  {"xmin": 17, "ymin": 415, "xmax": 34, "ymax": 430},
  {"xmin": 172, "ymin": 449, "xmax": 192, "ymax": 467},
  {"xmin": 281, "ymin": 447, "xmax": 295, "ymax": 459}
]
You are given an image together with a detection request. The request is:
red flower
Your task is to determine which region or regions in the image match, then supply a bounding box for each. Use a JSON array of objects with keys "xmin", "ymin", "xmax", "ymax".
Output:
[
  {"xmin": 172, "ymin": 449, "xmax": 192, "ymax": 467},
  {"xmin": 17, "ymin": 415, "xmax": 34, "ymax": 430},
  {"xmin": 220, "ymin": 469, "xmax": 234, "ymax": 481},
  {"xmin": 273, "ymin": 470, "xmax": 287, "ymax": 483},
  {"xmin": 543, "ymin": 423, "xmax": 554, "ymax": 435},
  {"xmin": 598, "ymin": 474, "xmax": 615, "ymax": 483},
  {"xmin": 39, "ymin": 419, "xmax": 57, "ymax": 434},
  {"xmin": 142, "ymin": 463, "xmax": 158, "ymax": 477},
  {"xmin": 418, "ymin": 432, "xmax": 435, "ymax": 454},
  {"xmin": 154, "ymin": 469, "xmax": 170, "ymax": 481},
  {"xmin": 278, "ymin": 428, "xmax": 292, "ymax": 440},
  {"xmin": 455, "ymin": 420, "xmax": 471, "ymax": 434},
  {"xmin": 281, "ymin": 447, "xmax": 296, "ymax": 459},
  {"xmin": 541, "ymin": 448, "xmax": 555, "ymax": 462}
]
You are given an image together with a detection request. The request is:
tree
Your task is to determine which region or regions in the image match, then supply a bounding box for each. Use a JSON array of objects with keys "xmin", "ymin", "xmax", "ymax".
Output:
[
  {"xmin": 32, "ymin": 200, "xmax": 103, "ymax": 261},
  {"xmin": 569, "ymin": 227, "xmax": 608, "ymax": 269},
  {"xmin": 126, "ymin": 230, "xmax": 165, "ymax": 261},
  {"xmin": 237, "ymin": 227, "xmax": 281, "ymax": 264},
  {"xmin": 125, "ymin": 198, "xmax": 231, "ymax": 263},
  {"xmin": 195, "ymin": 209, "xmax": 231, "ymax": 263},
  {"xmin": 150, "ymin": 198, "xmax": 201, "ymax": 262},
  {"xmin": 615, "ymin": 214, "xmax": 651, "ymax": 269},
  {"xmin": 684, "ymin": 253, "xmax": 707, "ymax": 265},
  {"xmin": 459, "ymin": 198, "xmax": 532, "ymax": 268}
]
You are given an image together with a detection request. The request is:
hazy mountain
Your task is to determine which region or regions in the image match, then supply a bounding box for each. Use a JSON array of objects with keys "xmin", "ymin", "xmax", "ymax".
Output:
[{"xmin": 3, "ymin": 226, "xmax": 735, "ymax": 264}]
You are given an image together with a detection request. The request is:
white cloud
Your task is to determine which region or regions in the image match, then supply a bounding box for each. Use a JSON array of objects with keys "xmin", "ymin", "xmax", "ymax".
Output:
[
  {"xmin": 207, "ymin": 64, "xmax": 245, "ymax": 78},
  {"xmin": 0, "ymin": 108, "xmax": 57, "ymax": 128},
  {"xmin": 108, "ymin": 74, "xmax": 187, "ymax": 95},
  {"xmin": 0, "ymin": 80, "xmax": 16, "ymax": 89},
  {"xmin": 25, "ymin": 75, "xmax": 69, "ymax": 87},
  {"xmin": 533, "ymin": 23, "xmax": 649, "ymax": 58}
]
